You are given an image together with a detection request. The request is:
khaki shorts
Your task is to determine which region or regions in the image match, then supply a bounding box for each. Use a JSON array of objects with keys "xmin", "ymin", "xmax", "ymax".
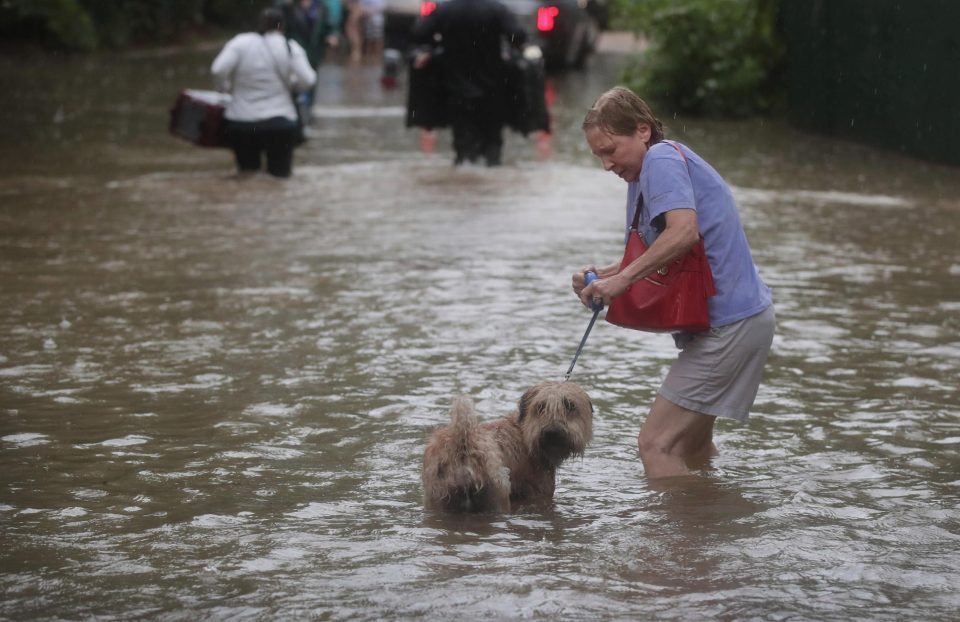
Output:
[{"xmin": 659, "ymin": 305, "xmax": 775, "ymax": 421}]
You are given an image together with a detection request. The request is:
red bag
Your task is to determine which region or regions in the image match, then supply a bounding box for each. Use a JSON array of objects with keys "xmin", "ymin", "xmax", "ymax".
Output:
[
  {"xmin": 604, "ymin": 142, "xmax": 716, "ymax": 333},
  {"xmin": 169, "ymin": 89, "xmax": 231, "ymax": 148},
  {"xmin": 605, "ymin": 229, "xmax": 716, "ymax": 333}
]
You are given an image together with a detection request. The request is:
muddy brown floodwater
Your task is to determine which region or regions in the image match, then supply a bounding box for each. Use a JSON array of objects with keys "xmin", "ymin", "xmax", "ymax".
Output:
[{"xmin": 1, "ymin": 38, "xmax": 959, "ymax": 621}]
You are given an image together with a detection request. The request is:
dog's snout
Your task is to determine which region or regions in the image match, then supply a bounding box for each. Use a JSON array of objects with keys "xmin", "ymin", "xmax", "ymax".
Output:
[
  {"xmin": 541, "ymin": 424, "xmax": 567, "ymax": 443},
  {"xmin": 539, "ymin": 425, "xmax": 572, "ymax": 465},
  {"xmin": 540, "ymin": 425, "xmax": 570, "ymax": 449}
]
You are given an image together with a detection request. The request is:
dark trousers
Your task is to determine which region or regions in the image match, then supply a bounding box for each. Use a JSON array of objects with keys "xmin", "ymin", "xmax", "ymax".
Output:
[
  {"xmin": 225, "ymin": 117, "xmax": 300, "ymax": 178},
  {"xmin": 450, "ymin": 97, "xmax": 504, "ymax": 167}
]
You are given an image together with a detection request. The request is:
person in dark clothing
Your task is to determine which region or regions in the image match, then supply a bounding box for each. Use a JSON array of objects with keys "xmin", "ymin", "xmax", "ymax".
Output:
[
  {"xmin": 275, "ymin": 0, "xmax": 341, "ymax": 120},
  {"xmin": 277, "ymin": 0, "xmax": 341, "ymax": 68},
  {"xmin": 412, "ymin": 0, "xmax": 527, "ymax": 166}
]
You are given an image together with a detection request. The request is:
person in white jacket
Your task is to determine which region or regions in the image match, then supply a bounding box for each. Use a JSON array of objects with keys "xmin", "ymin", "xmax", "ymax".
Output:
[{"xmin": 211, "ymin": 7, "xmax": 317, "ymax": 178}]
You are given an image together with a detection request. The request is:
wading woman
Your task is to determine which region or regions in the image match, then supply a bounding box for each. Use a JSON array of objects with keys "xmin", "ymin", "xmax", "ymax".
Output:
[
  {"xmin": 574, "ymin": 86, "xmax": 775, "ymax": 479},
  {"xmin": 211, "ymin": 7, "xmax": 316, "ymax": 178}
]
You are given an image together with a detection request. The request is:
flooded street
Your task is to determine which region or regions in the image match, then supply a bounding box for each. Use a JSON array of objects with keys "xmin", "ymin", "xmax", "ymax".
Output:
[{"xmin": 1, "ymin": 40, "xmax": 959, "ymax": 621}]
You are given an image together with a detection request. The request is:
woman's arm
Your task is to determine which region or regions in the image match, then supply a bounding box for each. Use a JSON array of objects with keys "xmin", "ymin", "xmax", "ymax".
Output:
[
  {"xmin": 211, "ymin": 37, "xmax": 241, "ymax": 91},
  {"xmin": 579, "ymin": 207, "xmax": 699, "ymax": 308}
]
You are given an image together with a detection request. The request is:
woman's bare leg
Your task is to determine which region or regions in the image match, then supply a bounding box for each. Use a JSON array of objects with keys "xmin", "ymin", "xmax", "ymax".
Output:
[{"xmin": 637, "ymin": 394, "xmax": 717, "ymax": 479}]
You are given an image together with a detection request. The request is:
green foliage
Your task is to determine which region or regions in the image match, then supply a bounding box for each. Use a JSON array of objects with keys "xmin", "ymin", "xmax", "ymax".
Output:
[
  {"xmin": 79, "ymin": 0, "xmax": 206, "ymax": 47},
  {"xmin": 0, "ymin": 0, "xmax": 260, "ymax": 50},
  {"xmin": 613, "ymin": 0, "xmax": 785, "ymax": 116},
  {"xmin": 0, "ymin": 0, "xmax": 98, "ymax": 50}
]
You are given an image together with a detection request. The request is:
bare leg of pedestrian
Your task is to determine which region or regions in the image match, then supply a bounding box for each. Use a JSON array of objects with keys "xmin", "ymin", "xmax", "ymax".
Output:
[
  {"xmin": 637, "ymin": 395, "xmax": 718, "ymax": 479},
  {"xmin": 535, "ymin": 130, "xmax": 553, "ymax": 160},
  {"xmin": 419, "ymin": 129, "xmax": 435, "ymax": 154},
  {"xmin": 345, "ymin": 2, "xmax": 364, "ymax": 64}
]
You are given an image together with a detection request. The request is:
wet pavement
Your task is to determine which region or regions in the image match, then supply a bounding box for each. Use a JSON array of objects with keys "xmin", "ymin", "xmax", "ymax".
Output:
[{"xmin": 1, "ymin": 38, "xmax": 959, "ymax": 621}]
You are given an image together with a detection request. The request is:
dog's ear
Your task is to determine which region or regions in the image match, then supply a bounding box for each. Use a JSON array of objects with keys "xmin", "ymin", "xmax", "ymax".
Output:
[{"xmin": 517, "ymin": 386, "xmax": 538, "ymax": 422}]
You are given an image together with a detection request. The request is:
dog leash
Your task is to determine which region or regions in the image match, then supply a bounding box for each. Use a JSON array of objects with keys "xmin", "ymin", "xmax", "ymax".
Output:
[{"xmin": 564, "ymin": 271, "xmax": 602, "ymax": 381}]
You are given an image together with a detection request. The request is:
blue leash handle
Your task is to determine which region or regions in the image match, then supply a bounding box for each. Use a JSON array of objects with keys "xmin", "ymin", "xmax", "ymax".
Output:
[
  {"xmin": 585, "ymin": 271, "xmax": 603, "ymax": 312},
  {"xmin": 565, "ymin": 271, "xmax": 601, "ymax": 380}
]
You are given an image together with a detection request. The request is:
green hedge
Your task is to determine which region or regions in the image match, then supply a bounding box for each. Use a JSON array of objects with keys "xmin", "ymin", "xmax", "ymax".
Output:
[
  {"xmin": 0, "ymin": 0, "xmax": 260, "ymax": 50},
  {"xmin": 0, "ymin": 0, "xmax": 98, "ymax": 50},
  {"xmin": 613, "ymin": 0, "xmax": 785, "ymax": 116}
]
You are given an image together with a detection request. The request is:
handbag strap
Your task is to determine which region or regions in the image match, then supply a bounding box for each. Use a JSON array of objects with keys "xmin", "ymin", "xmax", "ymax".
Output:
[
  {"xmin": 630, "ymin": 140, "xmax": 690, "ymax": 231},
  {"xmin": 261, "ymin": 34, "xmax": 294, "ymax": 92},
  {"xmin": 630, "ymin": 193, "xmax": 644, "ymax": 230},
  {"xmin": 665, "ymin": 140, "xmax": 688, "ymax": 164}
]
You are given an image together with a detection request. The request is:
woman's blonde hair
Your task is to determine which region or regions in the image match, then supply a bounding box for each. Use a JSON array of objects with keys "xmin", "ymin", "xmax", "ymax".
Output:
[{"xmin": 582, "ymin": 86, "xmax": 664, "ymax": 145}]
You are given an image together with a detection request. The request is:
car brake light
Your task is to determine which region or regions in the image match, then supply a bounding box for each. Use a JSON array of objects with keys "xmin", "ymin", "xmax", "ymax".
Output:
[
  {"xmin": 537, "ymin": 6, "xmax": 559, "ymax": 32},
  {"xmin": 421, "ymin": 2, "xmax": 437, "ymax": 16}
]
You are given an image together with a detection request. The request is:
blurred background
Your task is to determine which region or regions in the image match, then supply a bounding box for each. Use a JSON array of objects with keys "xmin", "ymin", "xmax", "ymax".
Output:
[{"xmin": 2, "ymin": 0, "xmax": 958, "ymax": 164}]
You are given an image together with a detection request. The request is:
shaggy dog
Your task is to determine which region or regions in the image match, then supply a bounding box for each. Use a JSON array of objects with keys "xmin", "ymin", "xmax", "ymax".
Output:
[{"xmin": 422, "ymin": 381, "xmax": 593, "ymax": 513}]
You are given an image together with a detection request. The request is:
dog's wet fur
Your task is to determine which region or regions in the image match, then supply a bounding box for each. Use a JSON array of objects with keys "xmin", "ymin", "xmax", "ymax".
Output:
[{"xmin": 422, "ymin": 381, "xmax": 593, "ymax": 513}]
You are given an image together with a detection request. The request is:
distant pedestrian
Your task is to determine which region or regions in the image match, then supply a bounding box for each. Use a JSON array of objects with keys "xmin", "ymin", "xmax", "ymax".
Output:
[
  {"xmin": 276, "ymin": 0, "xmax": 342, "ymax": 119},
  {"xmin": 211, "ymin": 7, "xmax": 316, "ymax": 178},
  {"xmin": 278, "ymin": 0, "xmax": 342, "ymax": 67},
  {"xmin": 361, "ymin": 0, "xmax": 386, "ymax": 60},
  {"xmin": 411, "ymin": 0, "xmax": 527, "ymax": 166},
  {"xmin": 343, "ymin": 0, "xmax": 385, "ymax": 63}
]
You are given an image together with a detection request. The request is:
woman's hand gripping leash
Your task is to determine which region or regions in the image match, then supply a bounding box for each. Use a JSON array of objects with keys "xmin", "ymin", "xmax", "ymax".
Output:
[{"xmin": 565, "ymin": 271, "xmax": 603, "ymax": 381}]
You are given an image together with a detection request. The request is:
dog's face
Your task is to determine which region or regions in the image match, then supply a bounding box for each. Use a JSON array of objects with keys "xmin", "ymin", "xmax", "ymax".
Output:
[{"xmin": 517, "ymin": 381, "xmax": 593, "ymax": 468}]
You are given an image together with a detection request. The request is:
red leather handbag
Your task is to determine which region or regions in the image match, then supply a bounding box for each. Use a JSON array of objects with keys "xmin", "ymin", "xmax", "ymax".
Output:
[{"xmin": 605, "ymin": 143, "xmax": 716, "ymax": 333}]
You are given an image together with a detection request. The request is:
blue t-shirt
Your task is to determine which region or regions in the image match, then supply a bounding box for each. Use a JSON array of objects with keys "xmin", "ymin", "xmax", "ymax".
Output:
[{"xmin": 625, "ymin": 141, "xmax": 772, "ymax": 327}]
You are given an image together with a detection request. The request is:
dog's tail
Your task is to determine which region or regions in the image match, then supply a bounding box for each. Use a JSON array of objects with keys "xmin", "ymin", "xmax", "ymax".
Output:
[
  {"xmin": 446, "ymin": 396, "xmax": 496, "ymax": 509},
  {"xmin": 448, "ymin": 396, "xmax": 478, "ymax": 443}
]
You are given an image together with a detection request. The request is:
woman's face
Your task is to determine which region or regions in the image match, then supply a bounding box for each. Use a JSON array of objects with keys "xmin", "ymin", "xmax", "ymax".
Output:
[{"xmin": 584, "ymin": 123, "xmax": 652, "ymax": 183}]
